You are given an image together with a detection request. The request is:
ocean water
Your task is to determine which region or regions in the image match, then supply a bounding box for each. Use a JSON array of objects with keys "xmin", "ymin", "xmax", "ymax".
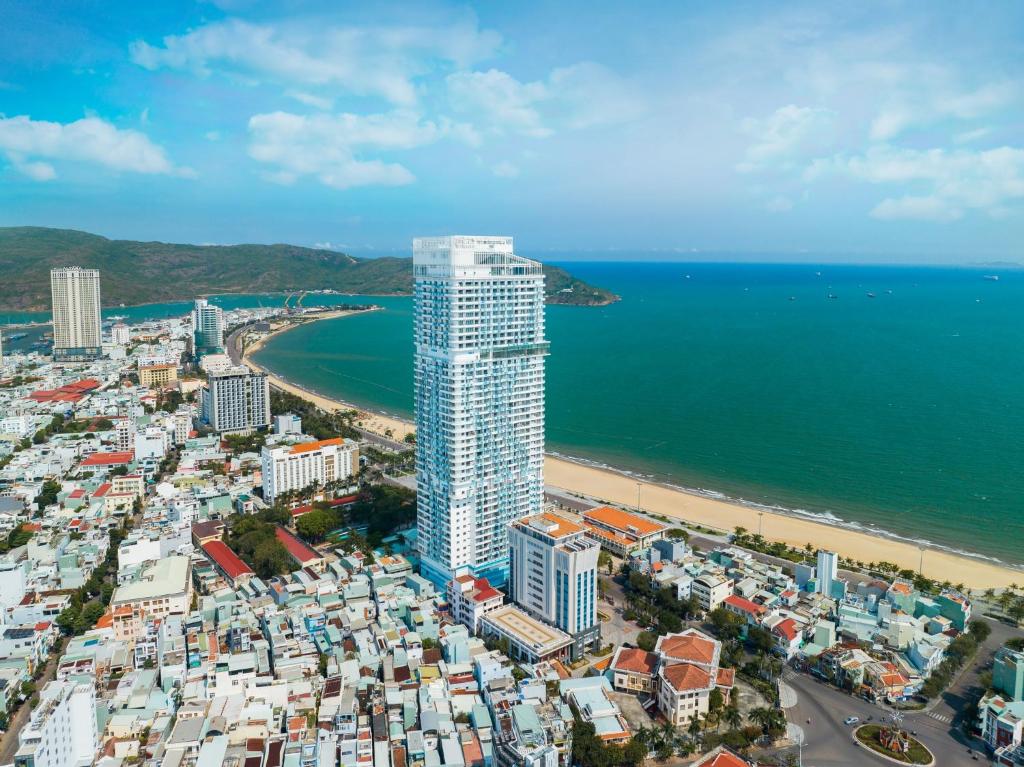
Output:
[
  {"xmin": 250, "ymin": 263, "xmax": 1024, "ymax": 565},
  {"xmin": 4, "ymin": 264, "xmax": 1020, "ymax": 564}
]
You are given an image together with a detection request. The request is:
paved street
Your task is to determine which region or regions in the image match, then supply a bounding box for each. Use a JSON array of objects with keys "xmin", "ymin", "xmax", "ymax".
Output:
[{"xmin": 782, "ymin": 669, "xmax": 986, "ymax": 766}]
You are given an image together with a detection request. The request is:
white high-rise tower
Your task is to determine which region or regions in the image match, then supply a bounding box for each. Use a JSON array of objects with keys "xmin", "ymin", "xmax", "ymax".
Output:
[
  {"xmin": 50, "ymin": 267, "xmax": 102, "ymax": 360},
  {"xmin": 192, "ymin": 298, "xmax": 225, "ymax": 357},
  {"xmin": 413, "ymin": 236, "xmax": 548, "ymax": 587}
]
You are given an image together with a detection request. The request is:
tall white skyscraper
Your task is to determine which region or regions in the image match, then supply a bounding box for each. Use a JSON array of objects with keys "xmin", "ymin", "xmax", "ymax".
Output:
[
  {"xmin": 193, "ymin": 298, "xmax": 225, "ymax": 357},
  {"xmin": 50, "ymin": 266, "xmax": 102, "ymax": 360},
  {"xmin": 413, "ymin": 236, "xmax": 548, "ymax": 587},
  {"xmin": 817, "ymin": 549, "xmax": 838, "ymax": 598}
]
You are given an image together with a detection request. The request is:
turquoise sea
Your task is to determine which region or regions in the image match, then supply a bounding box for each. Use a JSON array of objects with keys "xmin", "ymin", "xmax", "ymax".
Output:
[
  {"xmin": 4, "ymin": 263, "xmax": 1021, "ymax": 565},
  {"xmin": 250, "ymin": 263, "xmax": 1024, "ymax": 566}
]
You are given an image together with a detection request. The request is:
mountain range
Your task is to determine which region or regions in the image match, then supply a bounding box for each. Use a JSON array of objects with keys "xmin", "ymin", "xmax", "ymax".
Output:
[{"xmin": 0, "ymin": 227, "xmax": 618, "ymax": 312}]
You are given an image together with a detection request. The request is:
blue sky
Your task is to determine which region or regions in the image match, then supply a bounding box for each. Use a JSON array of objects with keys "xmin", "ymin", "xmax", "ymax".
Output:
[{"xmin": 1, "ymin": 1, "xmax": 1022, "ymax": 261}]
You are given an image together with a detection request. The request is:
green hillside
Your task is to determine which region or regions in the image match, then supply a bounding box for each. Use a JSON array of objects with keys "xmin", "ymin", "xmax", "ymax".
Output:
[{"xmin": 0, "ymin": 227, "xmax": 618, "ymax": 311}]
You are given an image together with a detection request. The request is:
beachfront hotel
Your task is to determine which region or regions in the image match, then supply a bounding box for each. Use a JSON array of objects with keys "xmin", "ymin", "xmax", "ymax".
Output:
[
  {"xmin": 412, "ymin": 235, "xmax": 548, "ymax": 587},
  {"xmin": 50, "ymin": 266, "xmax": 102, "ymax": 361},
  {"xmin": 507, "ymin": 512, "xmax": 601, "ymax": 659}
]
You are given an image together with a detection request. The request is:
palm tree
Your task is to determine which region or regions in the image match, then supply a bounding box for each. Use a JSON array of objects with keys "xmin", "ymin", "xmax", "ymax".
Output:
[
  {"xmin": 747, "ymin": 706, "xmax": 774, "ymax": 736},
  {"xmin": 724, "ymin": 704, "xmax": 743, "ymax": 732},
  {"xmin": 687, "ymin": 714, "xmax": 702, "ymax": 744}
]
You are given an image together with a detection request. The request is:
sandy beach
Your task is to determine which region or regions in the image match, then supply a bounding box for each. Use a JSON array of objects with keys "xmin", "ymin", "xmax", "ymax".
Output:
[{"xmin": 242, "ymin": 313, "xmax": 1024, "ymax": 590}]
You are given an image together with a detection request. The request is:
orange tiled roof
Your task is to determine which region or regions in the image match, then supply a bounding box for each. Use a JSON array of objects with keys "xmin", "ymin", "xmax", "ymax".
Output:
[
  {"xmin": 611, "ymin": 647, "xmax": 658, "ymax": 675},
  {"xmin": 583, "ymin": 505, "xmax": 667, "ymax": 537},
  {"xmin": 658, "ymin": 631, "xmax": 717, "ymax": 664},
  {"xmin": 289, "ymin": 438, "xmax": 346, "ymax": 455},
  {"xmin": 716, "ymin": 667, "xmax": 736, "ymax": 688},
  {"xmin": 662, "ymin": 662, "xmax": 712, "ymax": 692}
]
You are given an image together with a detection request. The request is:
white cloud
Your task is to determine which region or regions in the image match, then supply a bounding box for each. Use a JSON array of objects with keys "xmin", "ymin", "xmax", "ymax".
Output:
[
  {"xmin": 446, "ymin": 62, "xmax": 642, "ymax": 138},
  {"xmin": 288, "ymin": 91, "xmax": 334, "ymax": 110},
  {"xmin": 870, "ymin": 81, "xmax": 1018, "ymax": 141},
  {"xmin": 737, "ymin": 105, "xmax": 835, "ymax": 172},
  {"xmin": 0, "ymin": 115, "xmax": 188, "ymax": 180},
  {"xmin": 492, "ymin": 160, "xmax": 520, "ymax": 178},
  {"xmin": 247, "ymin": 110, "xmax": 457, "ymax": 189},
  {"xmin": 870, "ymin": 196, "xmax": 961, "ymax": 222},
  {"xmin": 130, "ymin": 17, "xmax": 501, "ymax": 106},
  {"xmin": 807, "ymin": 144, "xmax": 1024, "ymax": 221},
  {"xmin": 447, "ymin": 69, "xmax": 550, "ymax": 137}
]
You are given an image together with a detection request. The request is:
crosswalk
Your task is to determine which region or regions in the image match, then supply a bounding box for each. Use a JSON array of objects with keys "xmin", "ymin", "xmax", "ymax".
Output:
[{"xmin": 928, "ymin": 712, "xmax": 952, "ymax": 724}]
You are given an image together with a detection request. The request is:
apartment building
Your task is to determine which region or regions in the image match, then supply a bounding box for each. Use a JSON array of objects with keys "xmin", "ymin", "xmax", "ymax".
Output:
[{"xmin": 200, "ymin": 366, "xmax": 270, "ymax": 435}]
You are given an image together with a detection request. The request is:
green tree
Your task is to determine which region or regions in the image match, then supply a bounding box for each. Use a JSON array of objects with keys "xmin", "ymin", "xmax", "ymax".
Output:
[{"xmin": 636, "ymin": 631, "xmax": 657, "ymax": 652}]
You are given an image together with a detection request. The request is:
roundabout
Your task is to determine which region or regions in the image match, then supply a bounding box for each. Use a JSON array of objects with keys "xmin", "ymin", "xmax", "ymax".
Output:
[{"xmin": 853, "ymin": 722, "xmax": 935, "ymax": 766}]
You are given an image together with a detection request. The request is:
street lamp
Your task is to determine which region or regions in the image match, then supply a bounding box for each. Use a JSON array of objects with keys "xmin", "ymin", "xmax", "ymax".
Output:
[
  {"xmin": 758, "ymin": 511, "xmax": 764, "ymax": 537},
  {"xmin": 636, "ymin": 481, "xmax": 641, "ymax": 513},
  {"xmin": 918, "ymin": 545, "xmax": 925, "ymax": 575}
]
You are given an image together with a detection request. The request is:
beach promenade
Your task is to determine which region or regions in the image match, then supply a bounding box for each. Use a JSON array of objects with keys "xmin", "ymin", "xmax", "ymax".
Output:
[{"xmin": 239, "ymin": 313, "xmax": 1024, "ymax": 590}]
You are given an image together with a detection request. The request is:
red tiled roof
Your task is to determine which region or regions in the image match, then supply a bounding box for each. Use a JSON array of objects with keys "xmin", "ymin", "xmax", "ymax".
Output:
[
  {"xmin": 93, "ymin": 483, "xmax": 112, "ymax": 497},
  {"xmin": 693, "ymin": 748, "xmax": 753, "ymax": 767},
  {"xmin": 773, "ymin": 618, "xmax": 798, "ymax": 642},
  {"xmin": 716, "ymin": 667, "xmax": 735, "ymax": 688},
  {"xmin": 202, "ymin": 540, "xmax": 254, "ymax": 580},
  {"xmin": 275, "ymin": 526, "xmax": 321, "ymax": 564},
  {"xmin": 81, "ymin": 451, "xmax": 134, "ymax": 466},
  {"xmin": 29, "ymin": 378, "xmax": 101, "ymax": 403},
  {"xmin": 724, "ymin": 594, "xmax": 766, "ymax": 616},
  {"xmin": 471, "ymin": 578, "xmax": 501, "ymax": 603},
  {"xmin": 662, "ymin": 662, "xmax": 712, "ymax": 692},
  {"xmin": 68, "ymin": 489, "xmax": 85, "ymax": 499},
  {"xmin": 658, "ymin": 630, "xmax": 717, "ymax": 664},
  {"xmin": 611, "ymin": 647, "xmax": 658, "ymax": 675}
]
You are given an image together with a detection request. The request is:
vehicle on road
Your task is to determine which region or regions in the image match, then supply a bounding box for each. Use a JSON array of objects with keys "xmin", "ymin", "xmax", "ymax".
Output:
[{"xmin": 844, "ymin": 716, "xmax": 859, "ymax": 725}]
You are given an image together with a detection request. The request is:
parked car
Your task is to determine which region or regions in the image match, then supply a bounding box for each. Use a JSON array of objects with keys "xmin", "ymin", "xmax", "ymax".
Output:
[{"xmin": 844, "ymin": 716, "xmax": 859, "ymax": 726}]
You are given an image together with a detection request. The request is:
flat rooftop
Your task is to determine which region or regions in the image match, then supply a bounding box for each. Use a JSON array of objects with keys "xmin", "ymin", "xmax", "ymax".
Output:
[{"xmin": 482, "ymin": 605, "xmax": 571, "ymax": 654}]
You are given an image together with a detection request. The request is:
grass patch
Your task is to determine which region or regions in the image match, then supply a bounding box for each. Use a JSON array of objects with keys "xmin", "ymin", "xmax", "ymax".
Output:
[{"xmin": 855, "ymin": 725, "xmax": 932, "ymax": 765}]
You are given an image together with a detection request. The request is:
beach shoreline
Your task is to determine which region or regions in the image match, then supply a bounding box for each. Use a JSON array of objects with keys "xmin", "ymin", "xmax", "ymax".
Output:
[{"xmin": 243, "ymin": 312, "xmax": 1024, "ymax": 590}]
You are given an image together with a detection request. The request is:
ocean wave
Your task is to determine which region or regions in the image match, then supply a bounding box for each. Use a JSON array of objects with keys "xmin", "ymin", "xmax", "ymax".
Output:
[{"xmin": 548, "ymin": 450, "xmax": 1018, "ymax": 569}]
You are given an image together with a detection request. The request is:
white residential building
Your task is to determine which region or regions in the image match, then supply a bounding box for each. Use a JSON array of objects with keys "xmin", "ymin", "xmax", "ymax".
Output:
[
  {"xmin": 111, "ymin": 322, "xmax": 130, "ymax": 345},
  {"xmin": 192, "ymin": 298, "xmax": 225, "ymax": 357},
  {"xmin": 50, "ymin": 267, "xmax": 102, "ymax": 361},
  {"xmin": 448, "ymin": 575, "xmax": 504, "ymax": 634},
  {"xmin": 817, "ymin": 550, "xmax": 838, "ymax": 598},
  {"xmin": 173, "ymin": 407, "xmax": 191, "ymax": 445},
  {"xmin": 507, "ymin": 512, "xmax": 601, "ymax": 659},
  {"xmin": 200, "ymin": 366, "xmax": 270, "ymax": 434},
  {"xmin": 413, "ymin": 235, "xmax": 547, "ymax": 587},
  {"xmin": 261, "ymin": 437, "xmax": 359, "ymax": 503},
  {"xmin": 692, "ymin": 573, "xmax": 732, "ymax": 612},
  {"xmin": 655, "ymin": 629, "xmax": 734, "ymax": 726},
  {"xmin": 14, "ymin": 679, "xmax": 98, "ymax": 767},
  {"xmin": 114, "ymin": 419, "xmax": 135, "ymax": 452}
]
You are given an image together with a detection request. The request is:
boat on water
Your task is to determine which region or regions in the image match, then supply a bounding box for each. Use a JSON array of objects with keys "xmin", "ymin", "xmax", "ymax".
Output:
[
  {"xmin": 828, "ymin": 293, "xmax": 838, "ymax": 299},
  {"xmin": 8, "ymin": 332, "xmax": 27, "ymax": 340},
  {"xmin": 983, "ymin": 274, "xmax": 1000, "ymax": 281},
  {"xmin": 867, "ymin": 292, "xmax": 876, "ymax": 298}
]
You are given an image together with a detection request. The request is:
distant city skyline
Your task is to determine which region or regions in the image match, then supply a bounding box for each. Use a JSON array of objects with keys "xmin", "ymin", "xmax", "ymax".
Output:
[{"xmin": 1, "ymin": 2, "xmax": 1022, "ymax": 260}]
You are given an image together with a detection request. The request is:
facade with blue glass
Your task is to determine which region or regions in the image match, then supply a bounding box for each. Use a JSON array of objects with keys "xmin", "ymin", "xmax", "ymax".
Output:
[
  {"xmin": 413, "ymin": 236, "xmax": 547, "ymax": 588},
  {"xmin": 507, "ymin": 512, "xmax": 601, "ymax": 659}
]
